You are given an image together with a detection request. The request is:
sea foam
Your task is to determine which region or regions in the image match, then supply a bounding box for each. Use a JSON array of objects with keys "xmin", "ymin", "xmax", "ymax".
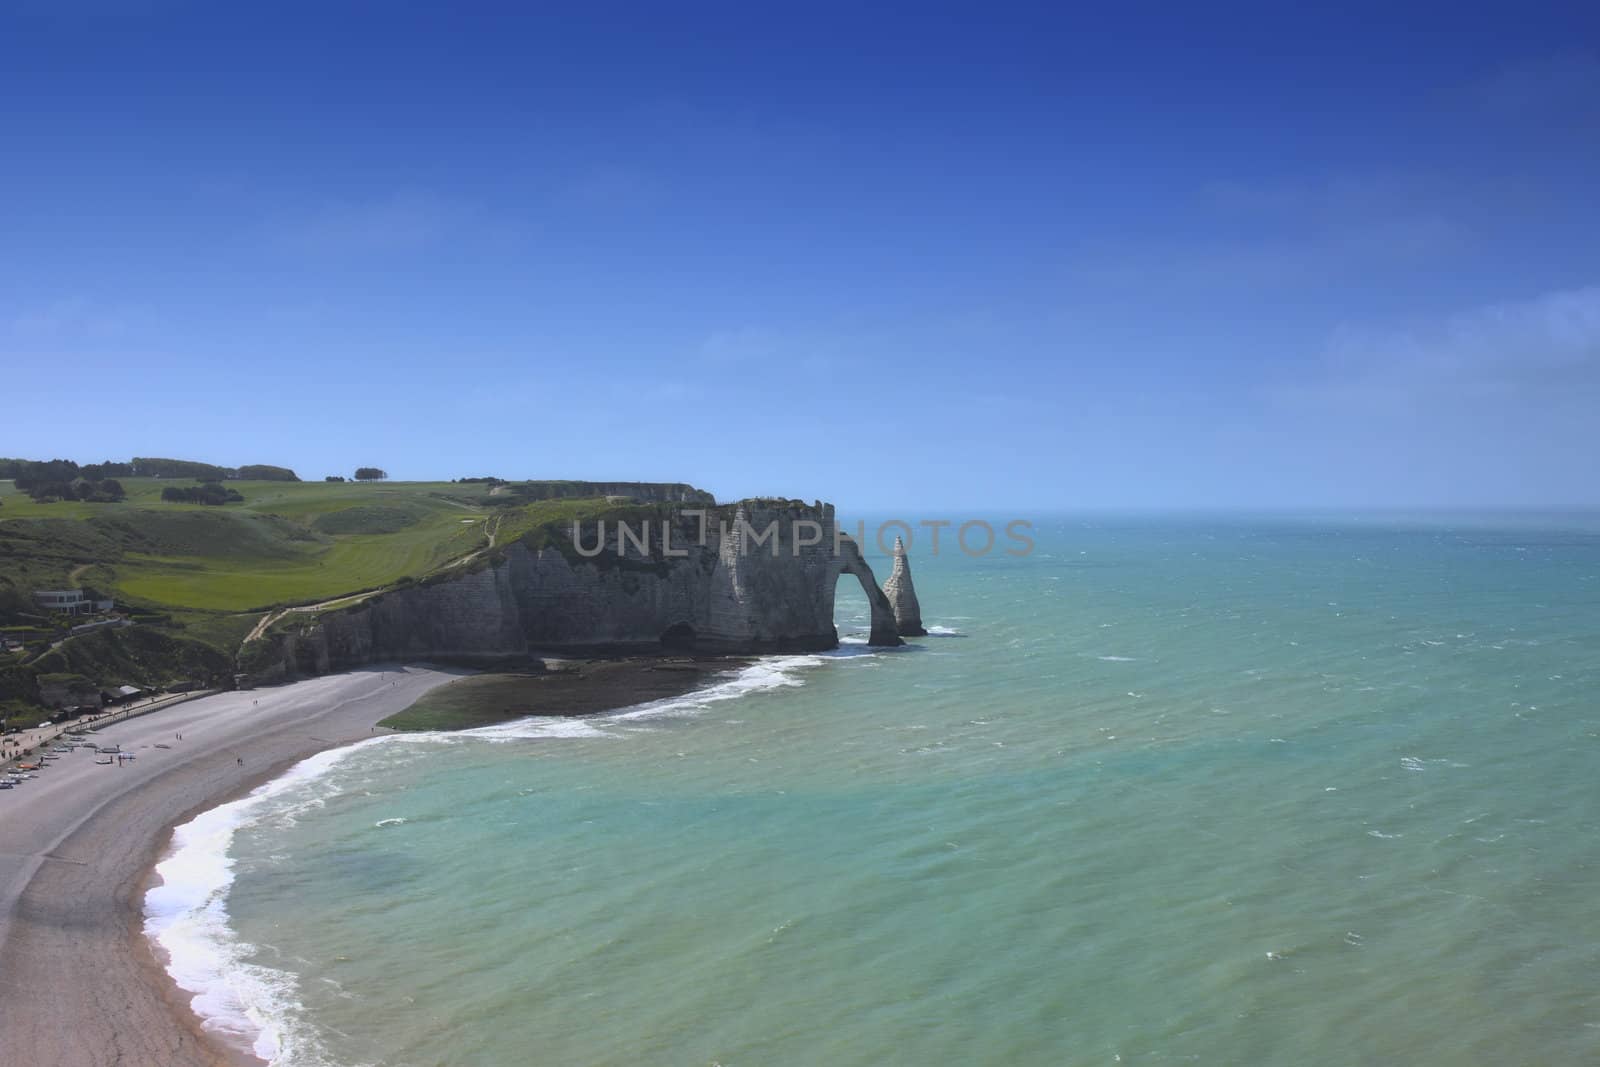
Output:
[
  {"xmin": 142, "ymin": 653, "xmax": 849, "ymax": 1063},
  {"xmin": 143, "ymin": 742, "xmax": 383, "ymax": 1066}
]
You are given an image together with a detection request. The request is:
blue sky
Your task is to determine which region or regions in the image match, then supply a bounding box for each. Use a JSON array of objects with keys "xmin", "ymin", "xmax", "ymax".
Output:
[{"xmin": 3, "ymin": 2, "xmax": 1598, "ymax": 510}]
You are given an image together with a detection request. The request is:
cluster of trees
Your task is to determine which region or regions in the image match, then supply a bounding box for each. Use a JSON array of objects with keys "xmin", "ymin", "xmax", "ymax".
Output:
[
  {"xmin": 453, "ymin": 476, "xmax": 505, "ymax": 485},
  {"xmin": 160, "ymin": 483, "xmax": 245, "ymax": 506},
  {"xmin": 2, "ymin": 457, "xmax": 300, "ymax": 484},
  {"xmin": 134, "ymin": 458, "xmax": 299, "ymax": 481},
  {"xmin": 2, "ymin": 457, "xmax": 133, "ymax": 481},
  {"xmin": 27, "ymin": 478, "xmax": 126, "ymax": 504},
  {"xmin": 1, "ymin": 458, "xmax": 128, "ymax": 503},
  {"xmin": 235, "ymin": 464, "xmax": 300, "ymax": 482},
  {"xmin": 325, "ymin": 475, "xmax": 347, "ymax": 482},
  {"xmin": 130, "ymin": 457, "xmax": 235, "ymax": 480},
  {"xmin": 354, "ymin": 467, "xmax": 388, "ymax": 481}
]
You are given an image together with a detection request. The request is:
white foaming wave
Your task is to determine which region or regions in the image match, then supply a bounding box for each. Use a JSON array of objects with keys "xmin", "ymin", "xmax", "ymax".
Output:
[
  {"xmin": 1097, "ymin": 655, "xmax": 1138, "ymax": 662},
  {"xmin": 142, "ymin": 650, "xmax": 861, "ymax": 1060},
  {"xmin": 610, "ymin": 654, "xmax": 821, "ymax": 722},
  {"xmin": 924, "ymin": 625, "xmax": 964, "ymax": 636},
  {"xmin": 458, "ymin": 716, "xmax": 617, "ymax": 742},
  {"xmin": 143, "ymin": 741, "xmax": 385, "ymax": 1067},
  {"xmin": 465, "ymin": 654, "xmax": 829, "ymax": 738}
]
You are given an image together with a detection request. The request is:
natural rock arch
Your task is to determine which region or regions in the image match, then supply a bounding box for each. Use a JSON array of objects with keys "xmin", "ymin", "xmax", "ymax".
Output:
[{"xmin": 835, "ymin": 536, "xmax": 903, "ymax": 647}]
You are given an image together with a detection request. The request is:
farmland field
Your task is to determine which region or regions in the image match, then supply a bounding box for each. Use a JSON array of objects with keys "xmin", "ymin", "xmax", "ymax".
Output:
[{"xmin": 1, "ymin": 478, "xmax": 495, "ymax": 617}]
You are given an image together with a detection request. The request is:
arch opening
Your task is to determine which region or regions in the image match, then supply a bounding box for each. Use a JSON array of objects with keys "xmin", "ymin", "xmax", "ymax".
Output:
[
  {"xmin": 659, "ymin": 621, "xmax": 697, "ymax": 651},
  {"xmin": 834, "ymin": 540, "xmax": 904, "ymax": 647}
]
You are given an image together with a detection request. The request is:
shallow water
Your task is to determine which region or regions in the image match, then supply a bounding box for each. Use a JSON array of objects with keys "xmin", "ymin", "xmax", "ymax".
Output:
[{"xmin": 151, "ymin": 515, "xmax": 1600, "ymax": 1065}]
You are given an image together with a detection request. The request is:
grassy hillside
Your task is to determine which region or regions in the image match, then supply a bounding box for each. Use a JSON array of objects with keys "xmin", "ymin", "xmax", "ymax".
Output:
[
  {"xmin": 1, "ymin": 478, "xmax": 497, "ymax": 613},
  {"xmin": 0, "ymin": 477, "xmax": 717, "ymax": 710}
]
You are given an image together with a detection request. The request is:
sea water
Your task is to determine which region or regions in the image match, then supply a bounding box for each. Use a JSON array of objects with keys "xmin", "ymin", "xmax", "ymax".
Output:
[{"xmin": 148, "ymin": 515, "xmax": 1600, "ymax": 1065}]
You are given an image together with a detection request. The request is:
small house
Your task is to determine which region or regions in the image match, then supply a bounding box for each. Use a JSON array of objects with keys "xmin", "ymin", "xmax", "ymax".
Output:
[{"xmin": 31, "ymin": 590, "xmax": 115, "ymax": 616}]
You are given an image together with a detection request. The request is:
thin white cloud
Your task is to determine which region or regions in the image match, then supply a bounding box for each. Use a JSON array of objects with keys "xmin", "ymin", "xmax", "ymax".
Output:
[
  {"xmin": 7, "ymin": 295, "xmax": 150, "ymax": 341},
  {"xmin": 1329, "ymin": 283, "xmax": 1600, "ymax": 384},
  {"xmin": 1069, "ymin": 216, "xmax": 1469, "ymax": 294},
  {"xmin": 696, "ymin": 326, "xmax": 845, "ymax": 373},
  {"xmin": 1471, "ymin": 53, "xmax": 1600, "ymax": 115},
  {"xmin": 266, "ymin": 191, "xmax": 468, "ymax": 255},
  {"xmin": 557, "ymin": 166, "xmax": 662, "ymax": 212},
  {"xmin": 1272, "ymin": 283, "xmax": 1600, "ymax": 416}
]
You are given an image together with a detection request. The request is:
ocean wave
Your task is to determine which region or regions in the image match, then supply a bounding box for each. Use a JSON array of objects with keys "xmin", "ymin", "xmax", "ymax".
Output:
[
  {"xmin": 143, "ymin": 743, "xmax": 381, "ymax": 1066},
  {"xmin": 924, "ymin": 625, "xmax": 964, "ymax": 636},
  {"xmin": 142, "ymin": 650, "xmax": 861, "ymax": 1061},
  {"xmin": 606, "ymin": 655, "xmax": 822, "ymax": 724}
]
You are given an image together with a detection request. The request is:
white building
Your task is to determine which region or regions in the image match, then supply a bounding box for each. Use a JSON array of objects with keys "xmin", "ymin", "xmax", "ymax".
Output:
[{"xmin": 32, "ymin": 589, "xmax": 115, "ymax": 615}]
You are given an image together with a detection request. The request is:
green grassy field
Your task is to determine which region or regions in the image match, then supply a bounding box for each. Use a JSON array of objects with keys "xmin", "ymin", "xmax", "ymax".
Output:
[
  {"xmin": 1, "ymin": 478, "xmax": 497, "ymax": 618},
  {"xmin": 3, "ymin": 476, "xmax": 707, "ymax": 710},
  {"xmin": 0, "ymin": 476, "xmax": 705, "ymax": 720}
]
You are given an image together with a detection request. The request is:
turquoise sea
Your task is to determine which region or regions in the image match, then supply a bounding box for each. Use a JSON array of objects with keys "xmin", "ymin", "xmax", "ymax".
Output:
[{"xmin": 147, "ymin": 515, "xmax": 1600, "ymax": 1066}]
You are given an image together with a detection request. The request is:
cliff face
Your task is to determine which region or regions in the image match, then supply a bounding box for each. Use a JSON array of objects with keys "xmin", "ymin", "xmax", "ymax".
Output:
[{"xmin": 249, "ymin": 501, "xmax": 906, "ymax": 684}]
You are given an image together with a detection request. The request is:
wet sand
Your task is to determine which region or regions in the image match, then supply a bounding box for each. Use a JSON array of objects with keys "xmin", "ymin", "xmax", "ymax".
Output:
[
  {"xmin": 379, "ymin": 654, "xmax": 751, "ymax": 731},
  {"xmin": 0, "ymin": 665, "xmax": 466, "ymax": 1067}
]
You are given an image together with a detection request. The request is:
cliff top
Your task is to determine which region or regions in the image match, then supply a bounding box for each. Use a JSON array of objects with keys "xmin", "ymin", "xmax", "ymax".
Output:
[{"xmin": 0, "ymin": 476, "xmax": 722, "ymax": 718}]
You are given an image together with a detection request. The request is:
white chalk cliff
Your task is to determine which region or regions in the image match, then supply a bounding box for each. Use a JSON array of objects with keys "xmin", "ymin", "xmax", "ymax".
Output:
[
  {"xmin": 882, "ymin": 535, "xmax": 926, "ymax": 636},
  {"xmin": 245, "ymin": 500, "xmax": 909, "ymax": 683}
]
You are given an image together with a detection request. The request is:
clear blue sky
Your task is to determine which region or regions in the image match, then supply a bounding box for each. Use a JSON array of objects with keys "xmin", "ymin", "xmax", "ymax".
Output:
[{"xmin": 4, "ymin": 2, "xmax": 1598, "ymax": 510}]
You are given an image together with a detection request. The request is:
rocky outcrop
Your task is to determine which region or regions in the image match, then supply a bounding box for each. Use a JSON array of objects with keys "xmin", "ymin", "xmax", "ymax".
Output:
[
  {"xmin": 245, "ymin": 500, "xmax": 907, "ymax": 684},
  {"xmin": 882, "ymin": 536, "xmax": 926, "ymax": 636}
]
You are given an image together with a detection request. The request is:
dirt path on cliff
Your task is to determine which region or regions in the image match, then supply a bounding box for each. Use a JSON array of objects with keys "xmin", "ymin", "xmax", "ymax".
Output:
[{"xmin": 242, "ymin": 514, "xmax": 501, "ymax": 645}]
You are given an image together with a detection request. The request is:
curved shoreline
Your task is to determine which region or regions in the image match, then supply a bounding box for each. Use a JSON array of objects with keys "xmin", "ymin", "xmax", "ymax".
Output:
[{"xmin": 0, "ymin": 666, "xmax": 468, "ymax": 1067}]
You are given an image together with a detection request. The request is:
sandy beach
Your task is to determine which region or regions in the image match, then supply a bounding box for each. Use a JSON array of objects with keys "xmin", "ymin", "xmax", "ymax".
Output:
[{"xmin": 0, "ymin": 665, "xmax": 465, "ymax": 1067}]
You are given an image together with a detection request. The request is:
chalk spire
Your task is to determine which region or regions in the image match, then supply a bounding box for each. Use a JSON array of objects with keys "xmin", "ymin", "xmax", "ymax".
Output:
[{"xmin": 882, "ymin": 536, "xmax": 926, "ymax": 636}]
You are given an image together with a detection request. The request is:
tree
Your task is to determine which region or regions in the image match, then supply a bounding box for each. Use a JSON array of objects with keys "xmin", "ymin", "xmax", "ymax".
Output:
[
  {"xmin": 161, "ymin": 482, "xmax": 244, "ymax": 505},
  {"xmin": 12, "ymin": 459, "xmax": 81, "ymax": 490},
  {"xmin": 325, "ymin": 475, "xmax": 347, "ymax": 482},
  {"xmin": 354, "ymin": 467, "xmax": 388, "ymax": 482},
  {"xmin": 27, "ymin": 480, "xmax": 79, "ymax": 503},
  {"xmin": 236, "ymin": 464, "xmax": 300, "ymax": 482},
  {"xmin": 80, "ymin": 460, "xmax": 133, "ymax": 479},
  {"xmin": 131, "ymin": 457, "xmax": 234, "ymax": 481}
]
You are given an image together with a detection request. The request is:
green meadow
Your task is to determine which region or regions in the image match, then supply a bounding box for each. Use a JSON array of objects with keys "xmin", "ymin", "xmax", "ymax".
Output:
[
  {"xmin": 0, "ymin": 475, "xmax": 679, "ymax": 718},
  {"xmin": 0, "ymin": 477, "xmax": 498, "ymax": 635}
]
